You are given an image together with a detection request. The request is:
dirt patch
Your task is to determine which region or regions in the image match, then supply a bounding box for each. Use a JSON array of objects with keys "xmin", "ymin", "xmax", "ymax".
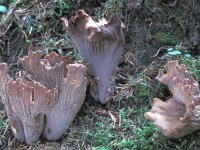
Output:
[{"xmin": 123, "ymin": 0, "xmax": 200, "ymax": 74}]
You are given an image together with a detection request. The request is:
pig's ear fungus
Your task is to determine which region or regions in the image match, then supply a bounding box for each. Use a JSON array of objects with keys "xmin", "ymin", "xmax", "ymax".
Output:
[
  {"xmin": 145, "ymin": 60, "xmax": 200, "ymax": 138},
  {"xmin": 1, "ymin": 50, "xmax": 88, "ymax": 144},
  {"xmin": 62, "ymin": 10, "xmax": 125, "ymax": 103}
]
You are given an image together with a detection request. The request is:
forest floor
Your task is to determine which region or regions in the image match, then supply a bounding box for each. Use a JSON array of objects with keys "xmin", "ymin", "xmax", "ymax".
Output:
[{"xmin": 0, "ymin": 0, "xmax": 200, "ymax": 149}]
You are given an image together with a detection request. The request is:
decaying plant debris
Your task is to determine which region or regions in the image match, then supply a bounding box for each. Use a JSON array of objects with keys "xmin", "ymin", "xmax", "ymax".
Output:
[
  {"xmin": 1, "ymin": 0, "xmax": 200, "ymax": 148},
  {"xmin": 145, "ymin": 60, "xmax": 200, "ymax": 138},
  {"xmin": 62, "ymin": 10, "xmax": 125, "ymax": 104},
  {"xmin": 0, "ymin": 51, "xmax": 88, "ymax": 144}
]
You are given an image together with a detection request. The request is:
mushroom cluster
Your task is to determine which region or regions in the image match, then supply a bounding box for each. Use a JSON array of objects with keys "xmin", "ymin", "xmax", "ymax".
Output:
[
  {"xmin": 0, "ymin": 51, "xmax": 88, "ymax": 144},
  {"xmin": 0, "ymin": 10, "xmax": 126, "ymax": 144},
  {"xmin": 1, "ymin": 9, "xmax": 200, "ymax": 145}
]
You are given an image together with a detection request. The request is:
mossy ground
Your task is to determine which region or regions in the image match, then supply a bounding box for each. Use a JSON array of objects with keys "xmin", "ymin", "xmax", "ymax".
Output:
[{"xmin": 0, "ymin": 0, "xmax": 200, "ymax": 149}]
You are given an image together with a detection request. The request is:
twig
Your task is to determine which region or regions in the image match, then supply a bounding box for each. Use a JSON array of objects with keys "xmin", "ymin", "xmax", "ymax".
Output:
[
  {"xmin": 0, "ymin": 21, "xmax": 13, "ymax": 36},
  {"xmin": 16, "ymin": 49, "xmax": 24, "ymax": 66},
  {"xmin": 151, "ymin": 46, "xmax": 171, "ymax": 57},
  {"xmin": 3, "ymin": 124, "xmax": 9, "ymax": 136},
  {"xmin": 144, "ymin": 0, "xmax": 156, "ymax": 13},
  {"xmin": 162, "ymin": 0, "xmax": 177, "ymax": 7}
]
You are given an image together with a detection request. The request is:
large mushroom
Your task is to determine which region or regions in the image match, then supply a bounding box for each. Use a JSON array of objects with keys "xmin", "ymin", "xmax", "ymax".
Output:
[
  {"xmin": 62, "ymin": 10, "xmax": 125, "ymax": 103},
  {"xmin": 6, "ymin": 75, "xmax": 58, "ymax": 144},
  {"xmin": 145, "ymin": 60, "xmax": 200, "ymax": 138},
  {"xmin": 0, "ymin": 51, "xmax": 88, "ymax": 144}
]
